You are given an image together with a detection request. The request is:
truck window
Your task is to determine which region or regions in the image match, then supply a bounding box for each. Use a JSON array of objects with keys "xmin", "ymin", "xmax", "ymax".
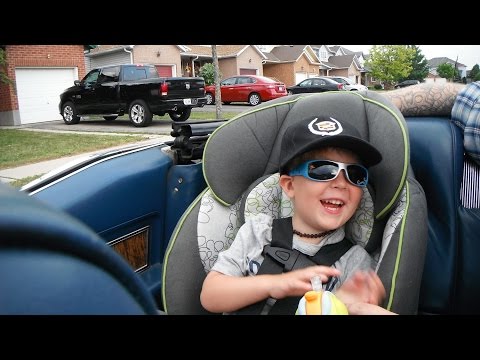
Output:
[
  {"xmin": 83, "ymin": 69, "xmax": 100, "ymax": 86},
  {"xmin": 123, "ymin": 67, "xmax": 148, "ymax": 81},
  {"xmin": 147, "ymin": 66, "xmax": 158, "ymax": 78},
  {"xmin": 98, "ymin": 66, "xmax": 120, "ymax": 84}
]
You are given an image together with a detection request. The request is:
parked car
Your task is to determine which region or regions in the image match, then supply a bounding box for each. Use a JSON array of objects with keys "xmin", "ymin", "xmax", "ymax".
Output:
[
  {"xmin": 394, "ymin": 80, "xmax": 420, "ymax": 89},
  {"xmin": 204, "ymin": 75, "xmax": 287, "ymax": 106},
  {"xmin": 287, "ymin": 77, "xmax": 345, "ymax": 95},
  {"xmin": 327, "ymin": 76, "xmax": 368, "ymax": 91}
]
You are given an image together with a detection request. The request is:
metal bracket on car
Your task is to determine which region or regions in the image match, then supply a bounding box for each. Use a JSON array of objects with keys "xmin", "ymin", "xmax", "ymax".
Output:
[{"xmin": 170, "ymin": 120, "xmax": 226, "ymax": 164}]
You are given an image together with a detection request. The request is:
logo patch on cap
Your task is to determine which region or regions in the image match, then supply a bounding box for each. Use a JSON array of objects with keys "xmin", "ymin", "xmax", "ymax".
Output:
[{"xmin": 308, "ymin": 117, "xmax": 343, "ymax": 136}]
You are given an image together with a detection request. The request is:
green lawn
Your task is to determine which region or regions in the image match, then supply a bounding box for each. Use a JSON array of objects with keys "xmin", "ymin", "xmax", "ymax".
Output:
[
  {"xmin": 0, "ymin": 130, "xmax": 146, "ymax": 170},
  {"xmin": 9, "ymin": 175, "xmax": 43, "ymax": 188},
  {"xmin": 1, "ymin": 111, "xmax": 239, "ymax": 171}
]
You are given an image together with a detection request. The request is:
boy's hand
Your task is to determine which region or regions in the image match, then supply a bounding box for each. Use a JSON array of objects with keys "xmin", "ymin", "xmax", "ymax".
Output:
[
  {"xmin": 335, "ymin": 270, "xmax": 385, "ymax": 306},
  {"xmin": 269, "ymin": 265, "xmax": 341, "ymax": 299},
  {"xmin": 347, "ymin": 302, "xmax": 396, "ymax": 315}
]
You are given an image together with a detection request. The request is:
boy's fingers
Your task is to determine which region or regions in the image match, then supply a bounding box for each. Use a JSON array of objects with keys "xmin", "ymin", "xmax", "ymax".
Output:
[{"xmin": 314, "ymin": 265, "xmax": 341, "ymax": 276}]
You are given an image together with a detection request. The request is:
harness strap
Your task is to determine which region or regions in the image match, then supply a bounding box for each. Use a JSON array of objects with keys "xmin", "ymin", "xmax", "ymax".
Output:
[{"xmin": 236, "ymin": 217, "xmax": 353, "ymax": 315}]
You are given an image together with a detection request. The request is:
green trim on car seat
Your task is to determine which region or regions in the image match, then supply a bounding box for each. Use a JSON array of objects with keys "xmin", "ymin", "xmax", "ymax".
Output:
[
  {"xmin": 360, "ymin": 95, "xmax": 409, "ymax": 219},
  {"xmin": 202, "ymin": 96, "xmax": 305, "ymax": 207},
  {"xmin": 386, "ymin": 181, "xmax": 410, "ymax": 311},
  {"xmin": 161, "ymin": 188, "xmax": 208, "ymax": 314}
]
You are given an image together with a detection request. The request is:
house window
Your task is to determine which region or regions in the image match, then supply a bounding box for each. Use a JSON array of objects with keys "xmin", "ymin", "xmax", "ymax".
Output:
[
  {"xmin": 320, "ymin": 50, "xmax": 327, "ymax": 61},
  {"xmin": 371, "ymin": 76, "xmax": 377, "ymax": 82}
]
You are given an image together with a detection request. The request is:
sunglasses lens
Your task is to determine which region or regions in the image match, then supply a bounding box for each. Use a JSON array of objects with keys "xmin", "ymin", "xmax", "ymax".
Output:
[
  {"xmin": 306, "ymin": 161, "xmax": 368, "ymax": 187},
  {"xmin": 346, "ymin": 165, "xmax": 368, "ymax": 186},
  {"xmin": 308, "ymin": 161, "xmax": 338, "ymax": 181}
]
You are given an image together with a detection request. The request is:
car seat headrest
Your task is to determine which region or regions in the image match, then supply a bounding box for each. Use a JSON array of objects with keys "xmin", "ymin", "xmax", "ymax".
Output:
[{"xmin": 203, "ymin": 91, "xmax": 409, "ymax": 219}]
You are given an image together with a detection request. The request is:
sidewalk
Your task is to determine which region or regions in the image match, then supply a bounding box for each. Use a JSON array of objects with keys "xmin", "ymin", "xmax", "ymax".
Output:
[{"xmin": 0, "ymin": 135, "xmax": 174, "ymax": 184}]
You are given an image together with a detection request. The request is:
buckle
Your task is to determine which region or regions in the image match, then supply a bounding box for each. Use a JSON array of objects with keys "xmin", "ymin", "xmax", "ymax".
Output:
[{"xmin": 263, "ymin": 245, "xmax": 301, "ymax": 271}]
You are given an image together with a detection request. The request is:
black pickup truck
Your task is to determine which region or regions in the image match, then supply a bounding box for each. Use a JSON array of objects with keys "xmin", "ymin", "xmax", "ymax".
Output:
[{"xmin": 59, "ymin": 64, "xmax": 207, "ymax": 127}]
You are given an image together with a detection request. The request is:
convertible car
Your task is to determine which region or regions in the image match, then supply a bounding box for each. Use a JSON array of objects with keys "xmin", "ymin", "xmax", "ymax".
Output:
[{"xmin": 1, "ymin": 91, "xmax": 478, "ymax": 315}]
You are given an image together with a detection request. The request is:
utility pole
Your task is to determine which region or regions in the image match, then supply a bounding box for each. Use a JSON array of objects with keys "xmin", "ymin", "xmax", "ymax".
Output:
[{"xmin": 212, "ymin": 45, "xmax": 222, "ymax": 120}]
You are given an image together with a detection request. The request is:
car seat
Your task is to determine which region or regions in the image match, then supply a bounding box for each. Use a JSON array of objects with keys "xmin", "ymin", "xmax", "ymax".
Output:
[
  {"xmin": 0, "ymin": 183, "xmax": 158, "ymax": 315},
  {"xmin": 408, "ymin": 116, "xmax": 480, "ymax": 314},
  {"xmin": 162, "ymin": 91, "xmax": 428, "ymax": 314}
]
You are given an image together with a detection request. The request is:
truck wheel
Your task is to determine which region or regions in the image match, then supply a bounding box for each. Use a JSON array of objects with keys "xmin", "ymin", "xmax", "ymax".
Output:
[
  {"xmin": 169, "ymin": 108, "xmax": 191, "ymax": 122},
  {"xmin": 103, "ymin": 116, "xmax": 118, "ymax": 121},
  {"xmin": 205, "ymin": 93, "xmax": 214, "ymax": 105},
  {"xmin": 129, "ymin": 100, "xmax": 152, "ymax": 127},
  {"xmin": 62, "ymin": 102, "xmax": 80, "ymax": 125}
]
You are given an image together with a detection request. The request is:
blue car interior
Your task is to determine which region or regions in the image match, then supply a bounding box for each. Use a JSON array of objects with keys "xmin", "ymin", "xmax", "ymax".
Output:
[
  {"xmin": 1, "ymin": 93, "xmax": 480, "ymax": 315},
  {"xmin": 0, "ymin": 183, "xmax": 157, "ymax": 315},
  {"xmin": 407, "ymin": 117, "xmax": 480, "ymax": 314}
]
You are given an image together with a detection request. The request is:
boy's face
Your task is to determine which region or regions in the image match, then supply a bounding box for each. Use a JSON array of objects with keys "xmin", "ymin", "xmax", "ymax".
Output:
[{"xmin": 279, "ymin": 147, "xmax": 363, "ymax": 235}]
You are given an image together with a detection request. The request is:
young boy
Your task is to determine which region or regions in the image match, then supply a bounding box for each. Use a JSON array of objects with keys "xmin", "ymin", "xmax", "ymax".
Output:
[{"xmin": 200, "ymin": 115, "xmax": 386, "ymax": 314}]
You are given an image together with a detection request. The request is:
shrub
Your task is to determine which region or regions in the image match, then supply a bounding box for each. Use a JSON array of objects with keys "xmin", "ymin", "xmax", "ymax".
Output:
[
  {"xmin": 199, "ymin": 63, "xmax": 221, "ymax": 85},
  {"xmin": 374, "ymin": 84, "xmax": 383, "ymax": 90}
]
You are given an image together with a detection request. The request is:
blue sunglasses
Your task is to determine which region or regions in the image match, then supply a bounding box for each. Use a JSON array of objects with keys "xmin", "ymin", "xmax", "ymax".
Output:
[{"xmin": 289, "ymin": 160, "xmax": 369, "ymax": 187}]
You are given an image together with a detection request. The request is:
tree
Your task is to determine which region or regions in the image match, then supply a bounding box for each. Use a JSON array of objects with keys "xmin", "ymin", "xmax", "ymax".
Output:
[
  {"xmin": 0, "ymin": 48, "xmax": 12, "ymax": 86},
  {"xmin": 470, "ymin": 64, "xmax": 479, "ymax": 81},
  {"xmin": 437, "ymin": 63, "xmax": 458, "ymax": 81},
  {"xmin": 199, "ymin": 63, "xmax": 218, "ymax": 86},
  {"xmin": 212, "ymin": 45, "xmax": 222, "ymax": 120},
  {"xmin": 364, "ymin": 45, "xmax": 415, "ymax": 88},
  {"xmin": 403, "ymin": 45, "xmax": 429, "ymax": 82}
]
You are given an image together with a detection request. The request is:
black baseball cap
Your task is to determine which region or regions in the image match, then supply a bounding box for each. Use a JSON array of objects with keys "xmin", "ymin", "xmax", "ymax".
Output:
[{"xmin": 279, "ymin": 116, "xmax": 382, "ymax": 173}]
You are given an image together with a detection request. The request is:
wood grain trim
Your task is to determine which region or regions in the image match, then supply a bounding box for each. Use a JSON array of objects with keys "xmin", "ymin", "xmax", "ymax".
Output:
[{"xmin": 108, "ymin": 226, "xmax": 149, "ymax": 272}]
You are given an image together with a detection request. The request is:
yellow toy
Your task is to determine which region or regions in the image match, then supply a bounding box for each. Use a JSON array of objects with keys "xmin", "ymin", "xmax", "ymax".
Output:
[{"xmin": 296, "ymin": 276, "xmax": 349, "ymax": 315}]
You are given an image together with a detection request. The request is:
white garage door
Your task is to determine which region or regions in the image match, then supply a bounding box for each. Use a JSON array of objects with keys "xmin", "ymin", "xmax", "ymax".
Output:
[
  {"xmin": 295, "ymin": 72, "xmax": 307, "ymax": 84},
  {"xmin": 15, "ymin": 68, "xmax": 77, "ymax": 124}
]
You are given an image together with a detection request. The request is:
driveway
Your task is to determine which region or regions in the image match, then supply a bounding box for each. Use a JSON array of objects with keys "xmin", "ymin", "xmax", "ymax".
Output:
[{"xmin": 13, "ymin": 104, "xmax": 247, "ymax": 135}]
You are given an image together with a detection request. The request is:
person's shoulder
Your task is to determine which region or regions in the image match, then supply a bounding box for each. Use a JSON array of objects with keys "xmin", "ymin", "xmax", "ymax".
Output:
[{"xmin": 461, "ymin": 81, "xmax": 480, "ymax": 98}]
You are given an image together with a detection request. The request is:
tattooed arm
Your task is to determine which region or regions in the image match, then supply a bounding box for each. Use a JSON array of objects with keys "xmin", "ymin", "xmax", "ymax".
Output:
[{"xmin": 383, "ymin": 82, "xmax": 465, "ymax": 117}]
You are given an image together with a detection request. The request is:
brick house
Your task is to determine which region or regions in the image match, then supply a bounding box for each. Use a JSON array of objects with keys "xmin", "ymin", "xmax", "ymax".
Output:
[
  {"xmin": 325, "ymin": 54, "xmax": 364, "ymax": 84},
  {"xmin": 85, "ymin": 45, "xmax": 266, "ymax": 80},
  {"xmin": 262, "ymin": 45, "xmax": 366, "ymax": 87},
  {"xmin": 0, "ymin": 45, "xmax": 86, "ymax": 125},
  {"xmin": 262, "ymin": 45, "xmax": 322, "ymax": 86},
  {"xmin": 182, "ymin": 45, "xmax": 266, "ymax": 79},
  {"xmin": 426, "ymin": 57, "xmax": 467, "ymax": 82},
  {"xmin": 85, "ymin": 45, "xmax": 184, "ymax": 77}
]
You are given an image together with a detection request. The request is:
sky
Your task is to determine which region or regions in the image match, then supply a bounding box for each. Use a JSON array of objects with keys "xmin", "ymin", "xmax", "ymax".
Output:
[{"xmin": 341, "ymin": 45, "xmax": 480, "ymax": 69}]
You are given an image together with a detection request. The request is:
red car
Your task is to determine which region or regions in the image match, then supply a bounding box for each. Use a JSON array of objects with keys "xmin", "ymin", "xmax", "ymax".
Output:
[{"xmin": 205, "ymin": 75, "xmax": 287, "ymax": 106}]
